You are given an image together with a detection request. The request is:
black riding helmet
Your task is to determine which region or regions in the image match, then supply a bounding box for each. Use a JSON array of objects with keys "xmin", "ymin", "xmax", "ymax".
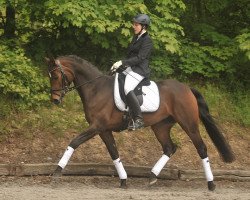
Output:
[{"xmin": 133, "ymin": 14, "xmax": 150, "ymax": 28}]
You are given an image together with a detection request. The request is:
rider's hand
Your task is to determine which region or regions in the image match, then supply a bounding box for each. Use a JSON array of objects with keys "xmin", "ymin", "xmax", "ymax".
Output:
[{"xmin": 110, "ymin": 60, "xmax": 122, "ymax": 73}]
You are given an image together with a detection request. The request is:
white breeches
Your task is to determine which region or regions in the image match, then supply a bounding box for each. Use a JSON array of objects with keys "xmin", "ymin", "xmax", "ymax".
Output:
[{"xmin": 123, "ymin": 67, "xmax": 144, "ymax": 95}]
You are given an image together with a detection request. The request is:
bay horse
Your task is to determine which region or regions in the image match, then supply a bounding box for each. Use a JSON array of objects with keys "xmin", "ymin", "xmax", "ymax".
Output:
[{"xmin": 45, "ymin": 55, "xmax": 235, "ymax": 191}]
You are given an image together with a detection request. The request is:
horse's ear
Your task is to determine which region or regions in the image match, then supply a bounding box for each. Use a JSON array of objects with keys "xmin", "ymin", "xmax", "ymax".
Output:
[
  {"xmin": 45, "ymin": 51, "xmax": 56, "ymax": 64},
  {"xmin": 44, "ymin": 57, "xmax": 50, "ymax": 64},
  {"xmin": 44, "ymin": 56, "xmax": 56, "ymax": 65}
]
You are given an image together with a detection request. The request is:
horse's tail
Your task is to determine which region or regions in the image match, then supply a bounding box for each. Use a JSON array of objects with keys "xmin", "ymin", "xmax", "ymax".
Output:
[{"xmin": 191, "ymin": 88, "xmax": 235, "ymax": 163}]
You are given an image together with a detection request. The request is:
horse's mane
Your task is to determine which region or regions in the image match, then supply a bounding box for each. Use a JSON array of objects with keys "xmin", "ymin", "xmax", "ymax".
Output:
[{"xmin": 58, "ymin": 55, "xmax": 102, "ymax": 75}]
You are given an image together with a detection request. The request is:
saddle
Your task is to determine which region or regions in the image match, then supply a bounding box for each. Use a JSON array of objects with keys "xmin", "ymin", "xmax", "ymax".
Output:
[{"xmin": 114, "ymin": 73, "xmax": 160, "ymax": 112}]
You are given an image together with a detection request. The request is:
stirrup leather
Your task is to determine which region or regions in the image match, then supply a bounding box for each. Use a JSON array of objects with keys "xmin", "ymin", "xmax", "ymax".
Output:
[
  {"xmin": 127, "ymin": 119, "xmax": 135, "ymax": 131},
  {"xmin": 127, "ymin": 118, "xmax": 144, "ymax": 131}
]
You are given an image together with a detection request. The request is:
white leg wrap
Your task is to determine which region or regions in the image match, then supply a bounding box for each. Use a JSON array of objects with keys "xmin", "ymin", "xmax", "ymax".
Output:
[
  {"xmin": 113, "ymin": 158, "xmax": 127, "ymax": 180},
  {"xmin": 151, "ymin": 154, "xmax": 170, "ymax": 176},
  {"xmin": 58, "ymin": 146, "xmax": 74, "ymax": 169},
  {"xmin": 202, "ymin": 157, "xmax": 214, "ymax": 182}
]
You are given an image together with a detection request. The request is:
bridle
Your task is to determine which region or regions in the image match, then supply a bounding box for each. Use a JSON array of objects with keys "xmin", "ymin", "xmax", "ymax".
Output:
[
  {"xmin": 48, "ymin": 60, "xmax": 103, "ymax": 97},
  {"xmin": 48, "ymin": 60, "xmax": 71, "ymax": 98}
]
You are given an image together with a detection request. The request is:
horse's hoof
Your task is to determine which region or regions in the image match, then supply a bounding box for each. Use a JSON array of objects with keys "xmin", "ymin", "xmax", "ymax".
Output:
[
  {"xmin": 149, "ymin": 172, "xmax": 157, "ymax": 186},
  {"xmin": 51, "ymin": 166, "xmax": 62, "ymax": 178},
  {"xmin": 120, "ymin": 179, "xmax": 127, "ymax": 189},
  {"xmin": 208, "ymin": 181, "xmax": 216, "ymax": 191},
  {"xmin": 51, "ymin": 170, "xmax": 63, "ymax": 183},
  {"xmin": 53, "ymin": 171, "xmax": 62, "ymax": 177}
]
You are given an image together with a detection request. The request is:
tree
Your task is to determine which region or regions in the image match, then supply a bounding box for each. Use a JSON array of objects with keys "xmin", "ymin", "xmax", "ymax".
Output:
[
  {"xmin": 177, "ymin": 0, "xmax": 250, "ymax": 84},
  {"xmin": 0, "ymin": 0, "xmax": 249, "ymax": 88},
  {"xmin": 0, "ymin": 0, "xmax": 16, "ymax": 38}
]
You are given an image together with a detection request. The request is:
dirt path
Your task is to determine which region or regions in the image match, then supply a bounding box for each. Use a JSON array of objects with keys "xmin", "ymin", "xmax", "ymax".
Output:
[{"xmin": 0, "ymin": 176, "xmax": 249, "ymax": 200}]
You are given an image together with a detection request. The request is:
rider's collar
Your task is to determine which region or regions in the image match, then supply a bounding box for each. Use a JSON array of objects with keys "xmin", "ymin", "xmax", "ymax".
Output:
[{"xmin": 137, "ymin": 29, "xmax": 147, "ymax": 40}]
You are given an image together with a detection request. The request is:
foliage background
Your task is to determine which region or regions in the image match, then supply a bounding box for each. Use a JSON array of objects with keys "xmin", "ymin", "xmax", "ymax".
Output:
[{"xmin": 0, "ymin": 0, "xmax": 249, "ymax": 127}]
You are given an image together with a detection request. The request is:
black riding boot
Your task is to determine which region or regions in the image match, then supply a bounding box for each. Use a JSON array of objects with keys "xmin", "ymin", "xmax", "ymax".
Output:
[{"xmin": 126, "ymin": 91, "xmax": 144, "ymax": 131}]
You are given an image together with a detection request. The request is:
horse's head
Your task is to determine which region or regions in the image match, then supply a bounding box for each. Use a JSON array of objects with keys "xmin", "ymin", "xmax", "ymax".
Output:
[{"xmin": 45, "ymin": 57, "xmax": 75, "ymax": 105}]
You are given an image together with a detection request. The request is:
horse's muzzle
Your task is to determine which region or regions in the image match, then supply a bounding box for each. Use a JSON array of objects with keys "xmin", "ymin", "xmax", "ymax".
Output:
[
  {"xmin": 51, "ymin": 91, "xmax": 63, "ymax": 105},
  {"xmin": 52, "ymin": 98, "xmax": 61, "ymax": 105}
]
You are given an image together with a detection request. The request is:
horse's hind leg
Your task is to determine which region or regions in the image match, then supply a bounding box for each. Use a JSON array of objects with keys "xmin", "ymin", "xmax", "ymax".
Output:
[
  {"xmin": 150, "ymin": 117, "xmax": 176, "ymax": 185},
  {"xmin": 178, "ymin": 117, "xmax": 216, "ymax": 191},
  {"xmin": 99, "ymin": 131, "xmax": 127, "ymax": 189}
]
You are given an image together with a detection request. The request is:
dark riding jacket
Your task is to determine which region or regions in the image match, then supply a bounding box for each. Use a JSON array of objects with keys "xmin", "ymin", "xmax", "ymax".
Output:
[{"xmin": 122, "ymin": 32, "xmax": 153, "ymax": 78}]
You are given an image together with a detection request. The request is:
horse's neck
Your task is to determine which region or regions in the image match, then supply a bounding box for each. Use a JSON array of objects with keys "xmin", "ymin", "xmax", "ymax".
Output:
[
  {"xmin": 74, "ymin": 64, "xmax": 101, "ymax": 82},
  {"xmin": 73, "ymin": 64, "xmax": 101, "ymax": 106}
]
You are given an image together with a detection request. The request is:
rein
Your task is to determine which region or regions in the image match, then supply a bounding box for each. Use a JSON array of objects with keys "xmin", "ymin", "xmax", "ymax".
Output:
[
  {"xmin": 60, "ymin": 75, "xmax": 104, "ymax": 93},
  {"xmin": 49, "ymin": 60, "xmax": 104, "ymax": 95}
]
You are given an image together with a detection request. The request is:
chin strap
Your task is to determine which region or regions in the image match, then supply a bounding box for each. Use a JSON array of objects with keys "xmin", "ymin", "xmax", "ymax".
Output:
[{"xmin": 137, "ymin": 26, "xmax": 146, "ymax": 38}]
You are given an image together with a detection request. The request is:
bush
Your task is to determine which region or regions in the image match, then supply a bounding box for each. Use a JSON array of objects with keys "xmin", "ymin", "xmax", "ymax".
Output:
[{"xmin": 0, "ymin": 40, "xmax": 49, "ymax": 110}]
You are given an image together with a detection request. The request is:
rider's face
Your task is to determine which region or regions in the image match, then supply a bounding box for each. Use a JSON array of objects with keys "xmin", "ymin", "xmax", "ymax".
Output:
[{"xmin": 132, "ymin": 22, "xmax": 142, "ymax": 34}]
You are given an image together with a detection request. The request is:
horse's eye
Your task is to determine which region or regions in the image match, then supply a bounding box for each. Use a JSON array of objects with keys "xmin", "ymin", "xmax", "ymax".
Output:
[
  {"xmin": 52, "ymin": 75, "xmax": 59, "ymax": 80},
  {"xmin": 49, "ymin": 73, "xmax": 58, "ymax": 80}
]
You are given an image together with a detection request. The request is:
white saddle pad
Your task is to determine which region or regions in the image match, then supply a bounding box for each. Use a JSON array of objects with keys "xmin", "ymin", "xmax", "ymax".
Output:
[{"xmin": 114, "ymin": 73, "xmax": 160, "ymax": 112}]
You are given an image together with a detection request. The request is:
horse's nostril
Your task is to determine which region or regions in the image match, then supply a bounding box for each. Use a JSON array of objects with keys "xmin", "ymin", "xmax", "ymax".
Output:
[{"xmin": 53, "ymin": 99, "xmax": 61, "ymax": 105}]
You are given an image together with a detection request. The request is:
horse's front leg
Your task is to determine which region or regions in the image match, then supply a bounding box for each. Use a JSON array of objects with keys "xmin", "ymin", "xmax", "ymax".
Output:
[
  {"xmin": 52, "ymin": 126, "xmax": 98, "ymax": 177},
  {"xmin": 99, "ymin": 131, "xmax": 127, "ymax": 189}
]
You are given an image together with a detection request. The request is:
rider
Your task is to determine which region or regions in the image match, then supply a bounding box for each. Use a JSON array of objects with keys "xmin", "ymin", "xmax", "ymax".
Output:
[{"xmin": 111, "ymin": 14, "xmax": 153, "ymax": 130}]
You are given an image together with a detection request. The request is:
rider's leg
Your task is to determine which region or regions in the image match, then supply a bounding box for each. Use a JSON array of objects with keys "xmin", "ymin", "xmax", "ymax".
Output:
[
  {"xmin": 126, "ymin": 90, "xmax": 144, "ymax": 130},
  {"xmin": 124, "ymin": 68, "xmax": 144, "ymax": 130}
]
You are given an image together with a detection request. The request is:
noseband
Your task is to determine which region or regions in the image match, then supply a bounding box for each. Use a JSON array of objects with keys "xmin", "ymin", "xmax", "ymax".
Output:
[{"xmin": 48, "ymin": 60, "xmax": 103, "ymax": 97}]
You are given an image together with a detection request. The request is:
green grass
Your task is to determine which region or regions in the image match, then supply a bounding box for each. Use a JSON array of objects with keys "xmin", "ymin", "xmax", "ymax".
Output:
[{"xmin": 0, "ymin": 91, "xmax": 88, "ymax": 141}]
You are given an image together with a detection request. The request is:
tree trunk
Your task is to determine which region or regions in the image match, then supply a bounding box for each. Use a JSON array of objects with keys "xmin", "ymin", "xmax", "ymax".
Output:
[
  {"xmin": 196, "ymin": 0, "xmax": 204, "ymax": 22},
  {"xmin": 4, "ymin": 1, "xmax": 16, "ymax": 38}
]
